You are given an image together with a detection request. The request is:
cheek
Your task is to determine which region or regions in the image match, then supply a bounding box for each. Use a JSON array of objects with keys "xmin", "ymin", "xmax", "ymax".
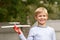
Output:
[
  {"xmin": 46, "ymin": 15, "xmax": 48, "ymax": 19},
  {"xmin": 45, "ymin": 17, "xmax": 48, "ymax": 19}
]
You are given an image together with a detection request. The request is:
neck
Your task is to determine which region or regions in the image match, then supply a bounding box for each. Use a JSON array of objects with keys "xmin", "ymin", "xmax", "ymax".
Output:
[{"xmin": 38, "ymin": 23, "xmax": 46, "ymax": 28}]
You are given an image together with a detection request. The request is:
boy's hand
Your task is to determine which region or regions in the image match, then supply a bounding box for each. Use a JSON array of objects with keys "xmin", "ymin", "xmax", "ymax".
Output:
[{"xmin": 13, "ymin": 25, "xmax": 22, "ymax": 34}]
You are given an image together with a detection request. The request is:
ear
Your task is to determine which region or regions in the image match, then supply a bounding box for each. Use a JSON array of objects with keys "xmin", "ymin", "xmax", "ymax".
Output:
[{"xmin": 34, "ymin": 16, "xmax": 37, "ymax": 20}]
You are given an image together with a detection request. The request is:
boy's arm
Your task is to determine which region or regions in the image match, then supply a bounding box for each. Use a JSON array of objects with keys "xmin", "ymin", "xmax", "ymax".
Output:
[
  {"xmin": 13, "ymin": 25, "xmax": 34, "ymax": 40},
  {"xmin": 13, "ymin": 25, "xmax": 26, "ymax": 40}
]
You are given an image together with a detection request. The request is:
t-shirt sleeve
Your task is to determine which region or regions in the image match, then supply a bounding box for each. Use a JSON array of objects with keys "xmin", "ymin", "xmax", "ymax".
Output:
[
  {"xmin": 27, "ymin": 28, "xmax": 35, "ymax": 40},
  {"xmin": 19, "ymin": 28, "xmax": 35, "ymax": 40},
  {"xmin": 19, "ymin": 33, "xmax": 26, "ymax": 40},
  {"xmin": 52, "ymin": 28, "xmax": 56, "ymax": 40}
]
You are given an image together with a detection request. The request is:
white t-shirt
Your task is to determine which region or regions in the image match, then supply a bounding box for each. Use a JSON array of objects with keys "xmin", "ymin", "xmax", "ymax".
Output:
[{"xmin": 19, "ymin": 26, "xmax": 56, "ymax": 40}]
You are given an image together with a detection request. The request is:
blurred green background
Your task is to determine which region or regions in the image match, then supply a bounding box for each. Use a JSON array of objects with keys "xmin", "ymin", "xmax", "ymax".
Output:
[{"xmin": 0, "ymin": 0, "xmax": 60, "ymax": 24}]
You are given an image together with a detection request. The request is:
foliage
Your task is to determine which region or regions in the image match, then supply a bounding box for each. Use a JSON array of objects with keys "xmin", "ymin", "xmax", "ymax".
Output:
[{"xmin": 0, "ymin": 0, "xmax": 60, "ymax": 24}]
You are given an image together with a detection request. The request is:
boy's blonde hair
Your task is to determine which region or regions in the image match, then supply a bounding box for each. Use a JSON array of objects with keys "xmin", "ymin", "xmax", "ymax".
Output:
[{"xmin": 34, "ymin": 7, "xmax": 48, "ymax": 16}]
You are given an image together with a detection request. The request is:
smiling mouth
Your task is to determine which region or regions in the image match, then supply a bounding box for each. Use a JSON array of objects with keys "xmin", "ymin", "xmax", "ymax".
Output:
[{"xmin": 40, "ymin": 19, "xmax": 46, "ymax": 21}]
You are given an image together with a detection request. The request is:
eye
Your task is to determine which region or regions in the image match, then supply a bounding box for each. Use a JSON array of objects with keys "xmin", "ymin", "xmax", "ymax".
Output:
[
  {"xmin": 39, "ymin": 15, "xmax": 42, "ymax": 17},
  {"xmin": 43, "ymin": 15, "xmax": 46, "ymax": 17}
]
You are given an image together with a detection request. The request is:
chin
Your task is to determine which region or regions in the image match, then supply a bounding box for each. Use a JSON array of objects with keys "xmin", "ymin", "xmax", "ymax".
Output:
[{"xmin": 40, "ymin": 23, "xmax": 45, "ymax": 25}]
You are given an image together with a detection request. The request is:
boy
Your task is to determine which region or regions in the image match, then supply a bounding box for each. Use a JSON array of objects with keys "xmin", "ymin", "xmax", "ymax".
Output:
[{"xmin": 13, "ymin": 7, "xmax": 56, "ymax": 40}]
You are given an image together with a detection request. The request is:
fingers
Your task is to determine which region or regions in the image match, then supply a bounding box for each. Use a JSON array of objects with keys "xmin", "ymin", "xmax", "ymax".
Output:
[
  {"xmin": 13, "ymin": 24, "xmax": 18, "ymax": 29},
  {"xmin": 13, "ymin": 24, "xmax": 22, "ymax": 34}
]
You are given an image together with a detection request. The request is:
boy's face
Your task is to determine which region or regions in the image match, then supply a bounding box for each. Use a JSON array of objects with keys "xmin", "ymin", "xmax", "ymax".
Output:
[{"xmin": 35, "ymin": 12, "xmax": 48, "ymax": 25}]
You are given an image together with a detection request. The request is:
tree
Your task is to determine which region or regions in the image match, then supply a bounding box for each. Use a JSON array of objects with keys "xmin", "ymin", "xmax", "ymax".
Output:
[{"xmin": 0, "ymin": 0, "xmax": 60, "ymax": 24}]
